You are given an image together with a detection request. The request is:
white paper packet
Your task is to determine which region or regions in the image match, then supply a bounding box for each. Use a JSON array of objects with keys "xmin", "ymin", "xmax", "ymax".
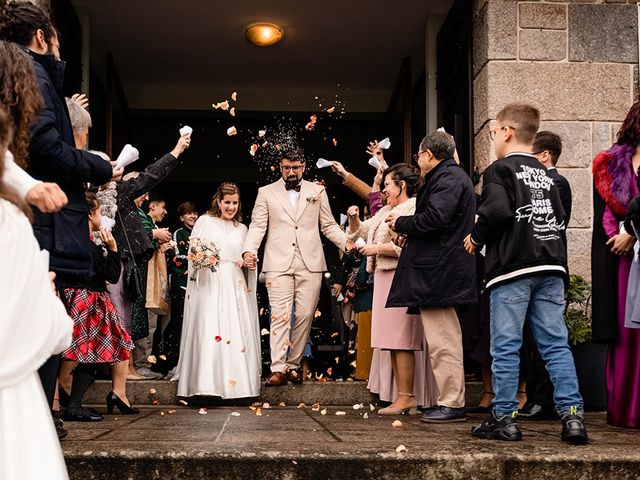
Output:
[
  {"xmin": 355, "ymin": 237, "xmax": 366, "ymax": 249},
  {"xmin": 179, "ymin": 125, "xmax": 193, "ymax": 137},
  {"xmin": 316, "ymin": 158, "xmax": 333, "ymax": 169},
  {"xmin": 115, "ymin": 144, "xmax": 139, "ymax": 169},
  {"xmin": 100, "ymin": 215, "xmax": 115, "ymax": 232}
]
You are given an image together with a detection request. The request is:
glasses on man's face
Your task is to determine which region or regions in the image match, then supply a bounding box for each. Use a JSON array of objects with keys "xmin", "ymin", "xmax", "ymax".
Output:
[
  {"xmin": 281, "ymin": 165, "xmax": 303, "ymax": 172},
  {"xmin": 412, "ymin": 151, "xmax": 426, "ymax": 162},
  {"xmin": 489, "ymin": 125, "xmax": 516, "ymax": 141}
]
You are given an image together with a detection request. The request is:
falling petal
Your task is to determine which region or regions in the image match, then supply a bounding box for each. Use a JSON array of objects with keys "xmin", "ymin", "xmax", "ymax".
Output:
[
  {"xmin": 255, "ymin": 408, "xmax": 263, "ymax": 416},
  {"xmin": 249, "ymin": 144, "xmax": 258, "ymax": 156},
  {"xmin": 159, "ymin": 355, "xmax": 167, "ymax": 361},
  {"xmin": 198, "ymin": 408, "xmax": 208, "ymax": 415},
  {"xmin": 149, "ymin": 388, "xmax": 157, "ymax": 395},
  {"xmin": 160, "ymin": 411, "xmax": 166, "ymax": 417},
  {"xmin": 168, "ymin": 409, "xmax": 177, "ymax": 414},
  {"xmin": 353, "ymin": 403, "xmax": 363, "ymax": 410},
  {"xmin": 179, "ymin": 400, "xmax": 188, "ymax": 406},
  {"xmin": 227, "ymin": 126, "xmax": 237, "ymax": 136},
  {"xmin": 241, "ymin": 346, "xmax": 246, "ymax": 353},
  {"xmin": 230, "ymin": 107, "xmax": 236, "ymax": 117},
  {"xmin": 231, "ymin": 411, "xmax": 241, "ymax": 417},
  {"xmin": 147, "ymin": 355, "xmax": 157, "ymax": 364},
  {"xmin": 297, "ymin": 403, "xmax": 306, "ymax": 409},
  {"xmin": 152, "ymin": 400, "xmax": 160, "ymax": 406},
  {"xmin": 219, "ymin": 100, "xmax": 230, "ymax": 111},
  {"xmin": 311, "ymin": 402, "xmax": 321, "ymax": 411},
  {"xmin": 326, "ymin": 367, "xmax": 333, "ymax": 376},
  {"xmin": 314, "ymin": 310, "xmax": 322, "ymax": 318},
  {"xmin": 279, "ymin": 402, "xmax": 286, "ymax": 407},
  {"xmin": 331, "ymin": 332, "xmax": 339, "ymax": 338},
  {"xmin": 262, "ymin": 402, "xmax": 271, "ymax": 409},
  {"xmin": 335, "ymin": 411, "xmax": 346, "ymax": 416},
  {"xmin": 334, "ymin": 357, "xmax": 340, "ymax": 364},
  {"xmin": 258, "ymin": 129, "xmax": 266, "ymax": 137},
  {"xmin": 350, "ymin": 361, "xmax": 357, "ymax": 368},
  {"xmin": 392, "ymin": 420, "xmax": 403, "ymax": 429},
  {"xmin": 332, "ymin": 138, "xmax": 338, "ymax": 146},
  {"xmin": 215, "ymin": 336, "xmax": 222, "ymax": 342},
  {"xmin": 231, "ymin": 92, "xmax": 237, "ymax": 101},
  {"xmin": 369, "ymin": 404, "xmax": 375, "ymax": 411},
  {"xmin": 326, "ymin": 106, "xmax": 335, "ymax": 113},
  {"xmin": 229, "ymin": 379, "xmax": 237, "ymax": 386},
  {"xmin": 363, "ymin": 412, "xmax": 369, "ymax": 419}
]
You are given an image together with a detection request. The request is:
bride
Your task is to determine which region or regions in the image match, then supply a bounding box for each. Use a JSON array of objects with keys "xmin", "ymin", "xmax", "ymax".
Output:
[{"xmin": 173, "ymin": 182, "xmax": 261, "ymax": 398}]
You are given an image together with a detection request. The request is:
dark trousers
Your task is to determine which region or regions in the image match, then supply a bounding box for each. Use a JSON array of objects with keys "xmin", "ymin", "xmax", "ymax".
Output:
[{"xmin": 38, "ymin": 354, "xmax": 61, "ymax": 409}]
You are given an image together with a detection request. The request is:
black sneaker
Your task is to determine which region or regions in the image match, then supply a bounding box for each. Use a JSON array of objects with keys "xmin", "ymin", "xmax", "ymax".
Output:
[
  {"xmin": 421, "ymin": 406, "xmax": 466, "ymax": 423},
  {"xmin": 561, "ymin": 410, "xmax": 588, "ymax": 444},
  {"xmin": 471, "ymin": 410, "xmax": 522, "ymax": 441},
  {"xmin": 54, "ymin": 418, "xmax": 68, "ymax": 440}
]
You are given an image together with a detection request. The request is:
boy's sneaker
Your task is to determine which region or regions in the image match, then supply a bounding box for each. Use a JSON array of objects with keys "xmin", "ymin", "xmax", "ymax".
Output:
[
  {"xmin": 560, "ymin": 409, "xmax": 588, "ymax": 444},
  {"xmin": 471, "ymin": 410, "xmax": 522, "ymax": 441}
]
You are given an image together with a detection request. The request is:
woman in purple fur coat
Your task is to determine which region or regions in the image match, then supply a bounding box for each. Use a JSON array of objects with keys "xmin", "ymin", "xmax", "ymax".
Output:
[{"xmin": 592, "ymin": 101, "xmax": 640, "ymax": 428}]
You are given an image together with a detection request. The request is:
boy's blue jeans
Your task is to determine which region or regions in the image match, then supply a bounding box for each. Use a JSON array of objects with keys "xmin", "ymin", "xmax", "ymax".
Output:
[{"xmin": 489, "ymin": 275, "xmax": 583, "ymax": 416}]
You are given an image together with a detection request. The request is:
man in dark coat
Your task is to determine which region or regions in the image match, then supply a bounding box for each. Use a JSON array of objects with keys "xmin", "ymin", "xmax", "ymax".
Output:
[
  {"xmin": 386, "ymin": 130, "xmax": 476, "ymax": 423},
  {"xmin": 0, "ymin": 2, "xmax": 119, "ymax": 437}
]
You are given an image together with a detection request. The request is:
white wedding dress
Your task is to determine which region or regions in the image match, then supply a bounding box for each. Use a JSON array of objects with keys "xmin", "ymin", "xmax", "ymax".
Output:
[
  {"xmin": 0, "ymin": 199, "xmax": 73, "ymax": 480},
  {"xmin": 173, "ymin": 215, "xmax": 261, "ymax": 398}
]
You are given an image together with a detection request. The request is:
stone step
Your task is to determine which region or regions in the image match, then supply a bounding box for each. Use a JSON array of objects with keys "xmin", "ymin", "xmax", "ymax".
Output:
[
  {"xmin": 63, "ymin": 408, "xmax": 636, "ymax": 480},
  {"xmin": 85, "ymin": 379, "xmax": 484, "ymax": 407}
]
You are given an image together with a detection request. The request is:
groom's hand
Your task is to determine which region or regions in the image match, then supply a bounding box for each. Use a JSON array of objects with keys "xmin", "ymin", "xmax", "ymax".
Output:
[{"xmin": 242, "ymin": 252, "xmax": 257, "ymax": 270}]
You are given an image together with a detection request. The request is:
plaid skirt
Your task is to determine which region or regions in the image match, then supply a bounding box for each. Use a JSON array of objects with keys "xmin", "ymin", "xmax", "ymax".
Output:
[{"xmin": 62, "ymin": 288, "xmax": 135, "ymax": 363}]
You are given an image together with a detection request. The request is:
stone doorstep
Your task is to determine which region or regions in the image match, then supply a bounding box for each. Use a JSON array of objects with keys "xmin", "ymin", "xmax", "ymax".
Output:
[
  {"xmin": 84, "ymin": 379, "xmax": 484, "ymax": 407},
  {"xmin": 62, "ymin": 408, "xmax": 639, "ymax": 480}
]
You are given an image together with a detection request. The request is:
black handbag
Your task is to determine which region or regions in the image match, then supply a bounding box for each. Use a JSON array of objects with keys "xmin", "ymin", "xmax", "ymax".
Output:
[{"xmin": 117, "ymin": 211, "xmax": 143, "ymax": 299}]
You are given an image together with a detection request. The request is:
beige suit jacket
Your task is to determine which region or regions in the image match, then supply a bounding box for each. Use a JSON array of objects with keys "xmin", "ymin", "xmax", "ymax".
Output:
[{"xmin": 244, "ymin": 179, "xmax": 346, "ymax": 272}]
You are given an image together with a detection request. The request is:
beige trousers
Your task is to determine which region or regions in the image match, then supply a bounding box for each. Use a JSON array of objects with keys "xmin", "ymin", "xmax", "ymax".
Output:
[
  {"xmin": 420, "ymin": 306, "xmax": 466, "ymax": 408},
  {"xmin": 265, "ymin": 255, "xmax": 322, "ymax": 373}
]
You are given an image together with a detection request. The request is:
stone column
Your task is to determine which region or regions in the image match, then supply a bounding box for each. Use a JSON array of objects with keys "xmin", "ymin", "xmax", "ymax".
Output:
[{"xmin": 473, "ymin": 0, "xmax": 639, "ymax": 280}]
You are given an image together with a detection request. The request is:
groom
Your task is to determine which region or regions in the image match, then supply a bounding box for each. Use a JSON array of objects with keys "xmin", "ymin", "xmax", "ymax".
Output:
[{"xmin": 243, "ymin": 148, "xmax": 349, "ymax": 386}]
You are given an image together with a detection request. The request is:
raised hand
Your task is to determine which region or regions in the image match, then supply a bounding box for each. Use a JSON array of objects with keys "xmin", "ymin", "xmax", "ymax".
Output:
[
  {"xmin": 99, "ymin": 228, "xmax": 118, "ymax": 252},
  {"xmin": 70, "ymin": 93, "xmax": 89, "ymax": 110},
  {"xmin": 171, "ymin": 134, "xmax": 191, "ymax": 158}
]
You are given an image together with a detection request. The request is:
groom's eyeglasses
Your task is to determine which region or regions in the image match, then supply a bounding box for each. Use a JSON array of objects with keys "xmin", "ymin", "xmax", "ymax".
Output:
[{"xmin": 281, "ymin": 166, "xmax": 303, "ymax": 172}]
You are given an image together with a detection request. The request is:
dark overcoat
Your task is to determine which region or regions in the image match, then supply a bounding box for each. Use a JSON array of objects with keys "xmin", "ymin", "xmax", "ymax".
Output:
[{"xmin": 386, "ymin": 158, "xmax": 477, "ymax": 308}]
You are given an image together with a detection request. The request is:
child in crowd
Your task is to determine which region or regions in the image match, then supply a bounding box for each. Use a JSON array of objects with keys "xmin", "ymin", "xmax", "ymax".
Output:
[
  {"xmin": 59, "ymin": 192, "xmax": 137, "ymax": 421},
  {"xmin": 464, "ymin": 103, "xmax": 587, "ymax": 443}
]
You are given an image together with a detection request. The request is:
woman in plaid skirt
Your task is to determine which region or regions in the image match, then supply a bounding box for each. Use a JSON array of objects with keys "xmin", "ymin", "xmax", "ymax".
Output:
[{"xmin": 57, "ymin": 192, "xmax": 137, "ymax": 421}]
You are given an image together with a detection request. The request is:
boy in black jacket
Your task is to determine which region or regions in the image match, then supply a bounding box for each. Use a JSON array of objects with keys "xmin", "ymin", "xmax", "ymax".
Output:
[{"xmin": 464, "ymin": 103, "xmax": 587, "ymax": 444}]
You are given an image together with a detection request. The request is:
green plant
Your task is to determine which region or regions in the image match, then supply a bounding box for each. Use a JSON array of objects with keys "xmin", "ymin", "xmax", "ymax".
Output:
[{"xmin": 564, "ymin": 275, "xmax": 592, "ymax": 345}]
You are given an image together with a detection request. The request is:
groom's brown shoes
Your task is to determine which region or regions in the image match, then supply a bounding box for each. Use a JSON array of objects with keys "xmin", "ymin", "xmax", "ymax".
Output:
[
  {"xmin": 264, "ymin": 372, "xmax": 287, "ymax": 387},
  {"xmin": 286, "ymin": 368, "xmax": 303, "ymax": 384}
]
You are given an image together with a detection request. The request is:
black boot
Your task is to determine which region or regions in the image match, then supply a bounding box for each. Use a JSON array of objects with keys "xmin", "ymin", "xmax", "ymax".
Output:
[{"xmin": 64, "ymin": 364, "xmax": 103, "ymax": 422}]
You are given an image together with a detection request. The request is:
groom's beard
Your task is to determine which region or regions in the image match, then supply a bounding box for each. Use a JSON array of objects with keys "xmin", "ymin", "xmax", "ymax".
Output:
[{"xmin": 284, "ymin": 175, "xmax": 301, "ymax": 188}]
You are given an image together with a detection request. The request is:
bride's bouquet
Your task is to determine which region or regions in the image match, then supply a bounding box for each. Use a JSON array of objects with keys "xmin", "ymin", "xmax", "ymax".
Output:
[{"xmin": 188, "ymin": 237, "xmax": 220, "ymax": 274}]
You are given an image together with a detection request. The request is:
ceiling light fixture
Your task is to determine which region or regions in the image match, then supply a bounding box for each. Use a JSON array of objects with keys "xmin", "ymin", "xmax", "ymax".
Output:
[{"xmin": 245, "ymin": 22, "xmax": 284, "ymax": 47}]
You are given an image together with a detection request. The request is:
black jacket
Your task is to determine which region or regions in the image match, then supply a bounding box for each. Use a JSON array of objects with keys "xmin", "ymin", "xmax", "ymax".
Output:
[
  {"xmin": 471, "ymin": 153, "xmax": 568, "ymax": 290},
  {"xmin": 63, "ymin": 243, "xmax": 121, "ymax": 292},
  {"xmin": 386, "ymin": 158, "xmax": 477, "ymax": 308},
  {"xmin": 27, "ymin": 50, "xmax": 112, "ymax": 281},
  {"xmin": 547, "ymin": 167, "xmax": 572, "ymax": 224},
  {"xmin": 113, "ymin": 152, "xmax": 181, "ymax": 263}
]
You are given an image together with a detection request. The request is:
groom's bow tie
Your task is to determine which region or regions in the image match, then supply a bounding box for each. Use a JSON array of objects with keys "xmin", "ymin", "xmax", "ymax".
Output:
[{"xmin": 285, "ymin": 183, "xmax": 301, "ymax": 192}]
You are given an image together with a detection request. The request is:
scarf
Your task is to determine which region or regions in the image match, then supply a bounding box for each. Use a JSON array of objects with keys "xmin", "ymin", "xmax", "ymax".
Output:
[{"xmin": 593, "ymin": 143, "xmax": 638, "ymax": 218}]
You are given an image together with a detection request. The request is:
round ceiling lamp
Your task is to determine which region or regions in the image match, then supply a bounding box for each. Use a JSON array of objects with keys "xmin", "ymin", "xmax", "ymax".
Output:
[{"xmin": 245, "ymin": 22, "xmax": 284, "ymax": 47}]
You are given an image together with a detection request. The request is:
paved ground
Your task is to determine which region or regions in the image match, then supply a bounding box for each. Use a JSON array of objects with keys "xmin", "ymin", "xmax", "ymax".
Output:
[{"xmin": 62, "ymin": 406, "xmax": 640, "ymax": 480}]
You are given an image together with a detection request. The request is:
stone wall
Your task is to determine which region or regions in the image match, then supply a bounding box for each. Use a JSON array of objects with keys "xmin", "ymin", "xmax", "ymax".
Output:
[{"xmin": 473, "ymin": 0, "xmax": 639, "ymax": 280}]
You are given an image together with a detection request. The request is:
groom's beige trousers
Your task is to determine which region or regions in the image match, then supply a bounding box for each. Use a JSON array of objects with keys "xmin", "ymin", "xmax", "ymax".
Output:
[{"xmin": 265, "ymin": 253, "xmax": 322, "ymax": 373}]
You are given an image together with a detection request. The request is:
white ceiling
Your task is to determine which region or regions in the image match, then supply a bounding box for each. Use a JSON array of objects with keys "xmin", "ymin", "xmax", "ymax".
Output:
[{"xmin": 74, "ymin": 0, "xmax": 453, "ymax": 111}]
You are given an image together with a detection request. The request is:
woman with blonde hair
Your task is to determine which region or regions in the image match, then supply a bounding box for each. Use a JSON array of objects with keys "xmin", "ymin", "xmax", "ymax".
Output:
[{"xmin": 174, "ymin": 182, "xmax": 261, "ymax": 399}]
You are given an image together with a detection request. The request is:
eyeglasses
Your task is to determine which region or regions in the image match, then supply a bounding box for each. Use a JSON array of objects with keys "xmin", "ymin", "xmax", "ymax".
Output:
[
  {"xmin": 412, "ymin": 151, "xmax": 427, "ymax": 162},
  {"xmin": 489, "ymin": 125, "xmax": 517, "ymax": 141},
  {"xmin": 281, "ymin": 165, "xmax": 303, "ymax": 172}
]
